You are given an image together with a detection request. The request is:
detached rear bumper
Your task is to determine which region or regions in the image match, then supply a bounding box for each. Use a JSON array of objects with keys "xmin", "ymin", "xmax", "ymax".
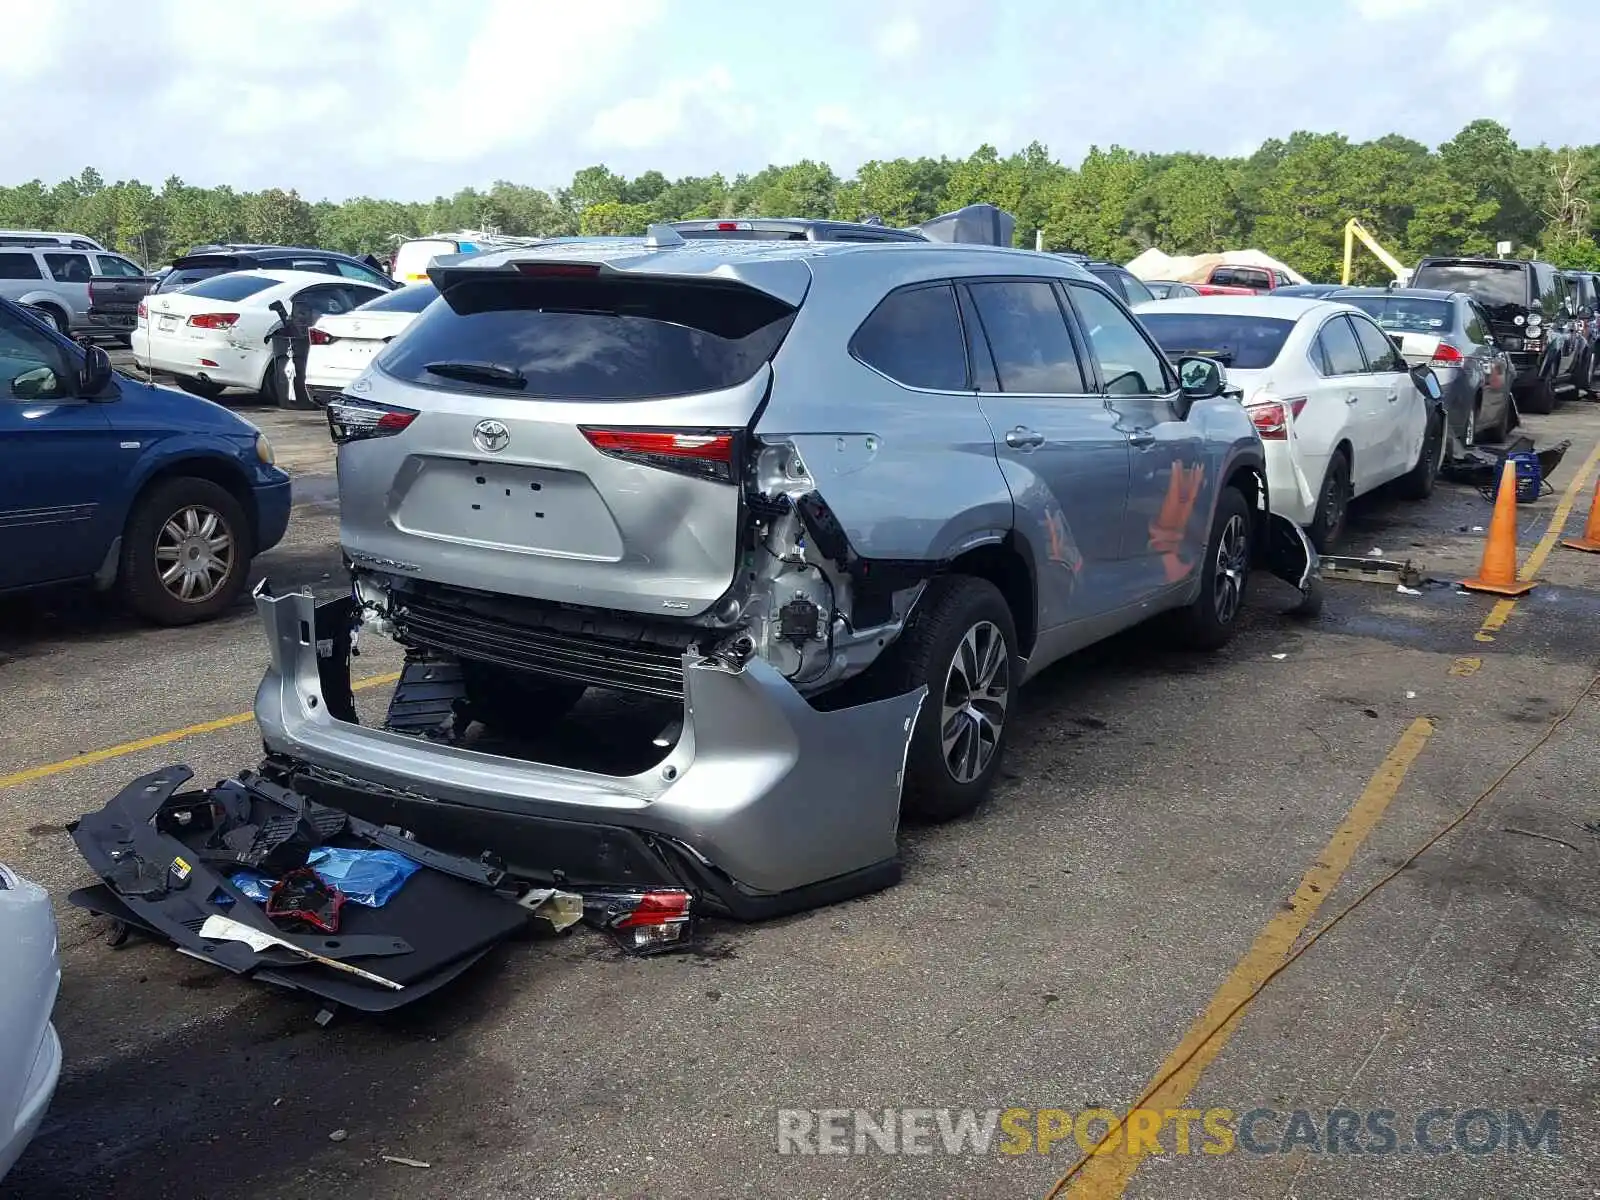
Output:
[{"xmin": 251, "ymin": 588, "xmax": 925, "ymax": 917}]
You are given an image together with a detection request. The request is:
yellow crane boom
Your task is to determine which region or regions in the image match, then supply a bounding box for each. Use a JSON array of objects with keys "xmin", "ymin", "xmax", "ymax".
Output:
[{"xmin": 1341, "ymin": 218, "xmax": 1413, "ymax": 286}]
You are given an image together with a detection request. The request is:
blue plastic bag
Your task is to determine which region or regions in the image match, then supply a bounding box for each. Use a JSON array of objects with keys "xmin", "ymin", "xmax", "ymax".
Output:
[{"xmin": 229, "ymin": 848, "xmax": 421, "ymax": 909}]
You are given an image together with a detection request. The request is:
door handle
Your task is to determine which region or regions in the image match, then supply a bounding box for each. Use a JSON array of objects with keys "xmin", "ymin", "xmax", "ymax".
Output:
[
  {"xmin": 1004, "ymin": 427, "xmax": 1045, "ymax": 449},
  {"xmin": 1388, "ymin": 390, "xmax": 1401, "ymax": 402},
  {"xmin": 1346, "ymin": 394, "xmax": 1361, "ymax": 405},
  {"xmin": 1128, "ymin": 428, "xmax": 1156, "ymax": 447}
]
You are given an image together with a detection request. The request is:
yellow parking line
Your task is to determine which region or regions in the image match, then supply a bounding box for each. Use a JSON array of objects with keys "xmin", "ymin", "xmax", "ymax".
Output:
[
  {"xmin": 1056, "ymin": 718, "xmax": 1435, "ymax": 1200},
  {"xmin": 0, "ymin": 671, "xmax": 401, "ymax": 791},
  {"xmin": 1474, "ymin": 434, "xmax": 1600, "ymax": 643}
]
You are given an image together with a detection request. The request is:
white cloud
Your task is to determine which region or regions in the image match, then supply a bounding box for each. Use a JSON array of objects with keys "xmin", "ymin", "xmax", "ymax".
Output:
[
  {"xmin": 1350, "ymin": 0, "xmax": 1444, "ymax": 19},
  {"xmin": 873, "ymin": 16, "xmax": 921, "ymax": 60},
  {"xmin": 587, "ymin": 66, "xmax": 745, "ymax": 151}
]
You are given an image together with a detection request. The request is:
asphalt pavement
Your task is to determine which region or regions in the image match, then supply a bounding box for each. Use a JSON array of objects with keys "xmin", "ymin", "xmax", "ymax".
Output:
[{"xmin": 2, "ymin": 395, "xmax": 1599, "ymax": 1200}]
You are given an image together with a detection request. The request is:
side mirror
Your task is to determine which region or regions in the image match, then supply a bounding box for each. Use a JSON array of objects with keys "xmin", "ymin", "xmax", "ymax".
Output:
[
  {"xmin": 1177, "ymin": 355, "xmax": 1228, "ymax": 406},
  {"xmin": 78, "ymin": 342, "xmax": 115, "ymax": 398},
  {"xmin": 1409, "ymin": 363, "xmax": 1443, "ymax": 403}
]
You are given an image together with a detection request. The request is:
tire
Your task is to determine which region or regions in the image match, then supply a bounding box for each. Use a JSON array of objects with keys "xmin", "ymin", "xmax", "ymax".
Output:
[
  {"xmin": 1463, "ymin": 395, "xmax": 1479, "ymax": 448},
  {"xmin": 1519, "ymin": 378, "xmax": 1556, "ymax": 415},
  {"xmin": 175, "ymin": 377, "xmax": 227, "ymax": 401},
  {"xmin": 1169, "ymin": 486, "xmax": 1252, "ymax": 652},
  {"xmin": 875, "ymin": 575, "xmax": 1018, "ymax": 823},
  {"xmin": 459, "ymin": 659, "xmax": 586, "ymax": 734},
  {"xmin": 39, "ymin": 305, "xmax": 70, "ymax": 337},
  {"xmin": 1396, "ymin": 406, "xmax": 1446, "ymax": 501},
  {"xmin": 1309, "ymin": 449, "xmax": 1352, "ymax": 554},
  {"xmin": 118, "ymin": 477, "xmax": 252, "ymax": 625}
]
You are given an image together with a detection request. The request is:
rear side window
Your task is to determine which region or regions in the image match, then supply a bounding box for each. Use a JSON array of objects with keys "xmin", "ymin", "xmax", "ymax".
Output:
[
  {"xmin": 0, "ymin": 252, "xmax": 42, "ymax": 280},
  {"xmin": 180, "ymin": 274, "xmax": 280, "ymax": 302},
  {"xmin": 1316, "ymin": 316, "xmax": 1367, "ymax": 376},
  {"xmin": 965, "ymin": 279, "xmax": 1087, "ymax": 393},
  {"xmin": 850, "ymin": 284, "xmax": 968, "ymax": 390},
  {"xmin": 1099, "ymin": 269, "xmax": 1155, "ymax": 306},
  {"xmin": 379, "ymin": 276, "xmax": 797, "ymax": 400},
  {"xmin": 357, "ymin": 282, "xmax": 438, "ymax": 313},
  {"xmin": 44, "ymin": 252, "xmax": 91, "ymax": 282}
]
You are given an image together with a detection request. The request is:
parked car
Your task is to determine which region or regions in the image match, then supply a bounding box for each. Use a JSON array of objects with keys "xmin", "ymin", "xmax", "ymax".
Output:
[
  {"xmin": 1337, "ymin": 287, "xmax": 1516, "ymax": 448},
  {"xmin": 134, "ymin": 270, "xmax": 390, "ymax": 405},
  {"xmin": 1055, "ymin": 254, "xmax": 1157, "ymax": 305},
  {"xmin": 0, "ymin": 862, "xmax": 60, "ymax": 1186},
  {"xmin": 304, "ymin": 281, "xmax": 438, "ymax": 405},
  {"xmin": 0, "ymin": 228, "xmax": 106, "ymax": 251},
  {"xmin": 1137, "ymin": 295, "xmax": 1447, "ymax": 552},
  {"xmin": 0, "ymin": 296, "xmax": 292, "ymax": 623},
  {"xmin": 667, "ymin": 217, "xmax": 931, "ymax": 243},
  {"xmin": 0, "ymin": 244, "xmax": 150, "ymax": 336},
  {"xmin": 152, "ymin": 245, "xmax": 398, "ymax": 295},
  {"xmin": 1201, "ymin": 264, "xmax": 1297, "ymax": 293},
  {"xmin": 1410, "ymin": 257, "xmax": 1579, "ymax": 414},
  {"xmin": 1145, "ymin": 280, "xmax": 1201, "ymax": 300},
  {"xmin": 261, "ymin": 234, "xmax": 1318, "ymax": 921}
]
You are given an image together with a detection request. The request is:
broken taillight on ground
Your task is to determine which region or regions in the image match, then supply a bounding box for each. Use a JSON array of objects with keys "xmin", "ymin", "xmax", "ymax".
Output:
[{"xmin": 584, "ymin": 888, "xmax": 696, "ymax": 954}]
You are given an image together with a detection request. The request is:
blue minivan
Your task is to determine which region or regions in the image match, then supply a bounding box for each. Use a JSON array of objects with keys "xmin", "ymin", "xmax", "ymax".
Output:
[{"xmin": 0, "ymin": 298, "xmax": 291, "ymax": 624}]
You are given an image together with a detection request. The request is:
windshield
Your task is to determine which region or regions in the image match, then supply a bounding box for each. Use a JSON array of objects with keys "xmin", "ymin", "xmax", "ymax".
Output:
[
  {"xmin": 379, "ymin": 276, "xmax": 796, "ymax": 399},
  {"xmin": 1411, "ymin": 263, "xmax": 1526, "ymax": 307},
  {"xmin": 177, "ymin": 274, "xmax": 278, "ymax": 302},
  {"xmin": 356, "ymin": 281, "xmax": 437, "ymax": 313},
  {"xmin": 1139, "ymin": 313, "xmax": 1297, "ymax": 370},
  {"xmin": 1341, "ymin": 296, "xmax": 1453, "ymax": 334}
]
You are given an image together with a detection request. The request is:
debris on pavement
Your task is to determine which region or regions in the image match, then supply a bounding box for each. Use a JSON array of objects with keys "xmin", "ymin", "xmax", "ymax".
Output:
[
  {"xmin": 1271, "ymin": 653, "xmax": 1289, "ymax": 660},
  {"xmin": 381, "ymin": 1155, "xmax": 432, "ymax": 1169},
  {"xmin": 1396, "ymin": 584, "xmax": 1422, "ymax": 596},
  {"xmin": 329, "ymin": 1130, "xmax": 349, "ymax": 1143},
  {"xmin": 1320, "ymin": 555, "xmax": 1426, "ymax": 589}
]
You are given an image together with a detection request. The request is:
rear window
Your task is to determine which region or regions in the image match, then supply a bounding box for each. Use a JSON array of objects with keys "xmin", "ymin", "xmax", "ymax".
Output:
[
  {"xmin": 156, "ymin": 256, "xmax": 243, "ymax": 292},
  {"xmin": 1139, "ymin": 312, "xmax": 1297, "ymax": 370},
  {"xmin": 357, "ymin": 282, "xmax": 438, "ymax": 313},
  {"xmin": 178, "ymin": 274, "xmax": 279, "ymax": 302},
  {"xmin": 1411, "ymin": 262, "xmax": 1527, "ymax": 307},
  {"xmin": 674, "ymin": 227, "xmax": 806, "ymax": 241},
  {"xmin": 1341, "ymin": 295, "xmax": 1454, "ymax": 334},
  {"xmin": 378, "ymin": 276, "xmax": 797, "ymax": 400},
  {"xmin": 1210, "ymin": 267, "xmax": 1270, "ymax": 289}
]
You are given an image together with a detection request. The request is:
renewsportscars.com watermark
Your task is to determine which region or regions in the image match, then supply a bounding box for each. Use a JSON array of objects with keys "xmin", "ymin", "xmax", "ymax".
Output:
[{"xmin": 776, "ymin": 1107, "xmax": 1562, "ymax": 1158}]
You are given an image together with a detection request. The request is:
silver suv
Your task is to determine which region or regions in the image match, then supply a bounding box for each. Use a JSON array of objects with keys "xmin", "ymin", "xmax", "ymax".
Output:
[{"xmin": 254, "ymin": 233, "xmax": 1316, "ymax": 916}]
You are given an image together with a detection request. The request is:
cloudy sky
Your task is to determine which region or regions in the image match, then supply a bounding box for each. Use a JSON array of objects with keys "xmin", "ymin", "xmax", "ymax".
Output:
[{"xmin": 2, "ymin": 0, "xmax": 1574, "ymax": 201}]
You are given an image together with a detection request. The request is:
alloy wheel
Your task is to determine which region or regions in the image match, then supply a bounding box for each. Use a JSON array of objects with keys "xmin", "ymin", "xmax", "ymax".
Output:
[
  {"xmin": 1213, "ymin": 513, "xmax": 1249, "ymax": 626},
  {"xmin": 154, "ymin": 504, "xmax": 235, "ymax": 604},
  {"xmin": 940, "ymin": 620, "xmax": 1010, "ymax": 784}
]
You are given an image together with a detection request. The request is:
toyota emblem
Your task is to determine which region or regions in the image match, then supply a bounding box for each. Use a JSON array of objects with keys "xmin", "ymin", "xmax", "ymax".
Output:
[{"xmin": 473, "ymin": 419, "xmax": 511, "ymax": 453}]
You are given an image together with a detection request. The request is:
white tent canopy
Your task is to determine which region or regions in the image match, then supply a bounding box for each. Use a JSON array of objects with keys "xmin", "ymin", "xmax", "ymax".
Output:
[{"xmin": 1124, "ymin": 247, "xmax": 1310, "ymax": 286}]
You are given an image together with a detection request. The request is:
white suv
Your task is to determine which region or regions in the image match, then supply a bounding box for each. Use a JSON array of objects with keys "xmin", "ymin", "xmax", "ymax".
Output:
[{"xmin": 0, "ymin": 244, "xmax": 146, "ymax": 335}]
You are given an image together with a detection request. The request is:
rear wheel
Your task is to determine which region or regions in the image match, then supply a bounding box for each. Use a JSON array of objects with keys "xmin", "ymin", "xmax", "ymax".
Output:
[
  {"xmin": 1519, "ymin": 378, "xmax": 1556, "ymax": 415},
  {"xmin": 39, "ymin": 305, "xmax": 70, "ymax": 337},
  {"xmin": 176, "ymin": 377, "xmax": 227, "ymax": 401},
  {"xmin": 875, "ymin": 576, "xmax": 1018, "ymax": 823},
  {"xmin": 1397, "ymin": 406, "xmax": 1445, "ymax": 501},
  {"xmin": 1309, "ymin": 450, "xmax": 1352, "ymax": 553}
]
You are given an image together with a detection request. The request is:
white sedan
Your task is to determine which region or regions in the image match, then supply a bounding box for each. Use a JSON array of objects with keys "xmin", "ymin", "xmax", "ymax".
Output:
[
  {"xmin": 304, "ymin": 280, "xmax": 438, "ymax": 405},
  {"xmin": 132, "ymin": 270, "xmax": 390, "ymax": 405},
  {"xmin": 0, "ymin": 863, "xmax": 60, "ymax": 1186},
  {"xmin": 1138, "ymin": 295, "xmax": 1448, "ymax": 551}
]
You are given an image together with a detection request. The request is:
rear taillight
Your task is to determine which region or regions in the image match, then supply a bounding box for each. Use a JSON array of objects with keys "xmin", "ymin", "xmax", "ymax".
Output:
[
  {"xmin": 136, "ymin": 300, "xmax": 147, "ymax": 320},
  {"xmin": 187, "ymin": 312, "xmax": 238, "ymax": 330},
  {"xmin": 1430, "ymin": 342, "xmax": 1463, "ymax": 364},
  {"xmin": 1247, "ymin": 397, "xmax": 1307, "ymax": 441},
  {"xmin": 325, "ymin": 396, "xmax": 418, "ymax": 445},
  {"xmin": 581, "ymin": 427, "xmax": 739, "ymax": 483},
  {"xmin": 309, "ymin": 327, "xmax": 334, "ymax": 345}
]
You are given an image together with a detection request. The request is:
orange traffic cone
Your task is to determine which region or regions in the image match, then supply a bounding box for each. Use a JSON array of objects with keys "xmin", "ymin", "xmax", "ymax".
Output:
[
  {"xmin": 1462, "ymin": 460, "xmax": 1536, "ymax": 596},
  {"xmin": 1561, "ymin": 477, "xmax": 1600, "ymax": 553}
]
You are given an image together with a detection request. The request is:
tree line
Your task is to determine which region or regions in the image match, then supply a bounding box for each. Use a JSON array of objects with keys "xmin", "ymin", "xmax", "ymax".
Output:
[{"xmin": 2, "ymin": 119, "xmax": 1596, "ymax": 283}]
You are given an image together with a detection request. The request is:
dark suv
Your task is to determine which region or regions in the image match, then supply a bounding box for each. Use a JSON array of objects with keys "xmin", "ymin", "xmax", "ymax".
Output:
[
  {"xmin": 1054, "ymin": 253, "xmax": 1156, "ymax": 306},
  {"xmin": 667, "ymin": 218, "xmax": 929, "ymax": 243},
  {"xmin": 1411, "ymin": 257, "xmax": 1579, "ymax": 413},
  {"xmin": 153, "ymin": 245, "xmax": 398, "ymax": 294},
  {"xmin": 1561, "ymin": 270, "xmax": 1597, "ymax": 391}
]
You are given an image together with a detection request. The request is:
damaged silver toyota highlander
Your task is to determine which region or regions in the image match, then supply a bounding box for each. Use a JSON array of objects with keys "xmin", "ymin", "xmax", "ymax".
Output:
[{"xmin": 252, "ymin": 230, "xmax": 1319, "ymax": 919}]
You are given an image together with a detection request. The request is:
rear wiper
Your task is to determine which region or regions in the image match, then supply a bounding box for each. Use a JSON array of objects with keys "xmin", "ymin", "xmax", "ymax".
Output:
[{"xmin": 423, "ymin": 360, "xmax": 527, "ymax": 389}]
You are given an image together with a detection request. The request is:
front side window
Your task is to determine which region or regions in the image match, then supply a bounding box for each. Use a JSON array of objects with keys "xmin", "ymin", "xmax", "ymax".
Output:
[
  {"xmin": 965, "ymin": 279, "xmax": 1087, "ymax": 394},
  {"xmin": 850, "ymin": 283, "xmax": 968, "ymax": 391},
  {"xmin": 1067, "ymin": 284, "xmax": 1172, "ymax": 396},
  {"xmin": 1350, "ymin": 315, "xmax": 1405, "ymax": 373},
  {"xmin": 94, "ymin": 255, "xmax": 145, "ymax": 277},
  {"xmin": 0, "ymin": 306, "xmax": 69, "ymax": 399}
]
